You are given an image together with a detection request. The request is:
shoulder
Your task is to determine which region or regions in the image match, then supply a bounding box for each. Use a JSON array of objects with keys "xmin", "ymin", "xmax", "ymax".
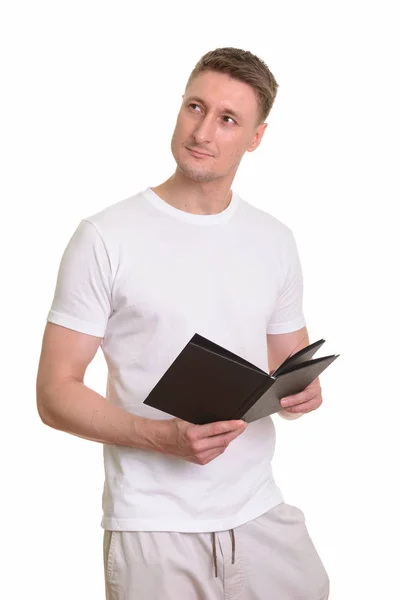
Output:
[
  {"xmin": 236, "ymin": 193, "xmax": 295, "ymax": 245},
  {"xmin": 81, "ymin": 189, "xmax": 149, "ymax": 237}
]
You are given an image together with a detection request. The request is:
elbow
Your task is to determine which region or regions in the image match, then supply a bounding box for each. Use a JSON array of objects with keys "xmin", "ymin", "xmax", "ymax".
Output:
[
  {"xmin": 36, "ymin": 387, "xmax": 53, "ymax": 427},
  {"xmin": 36, "ymin": 375, "xmax": 77, "ymax": 429},
  {"xmin": 36, "ymin": 380, "xmax": 59, "ymax": 428}
]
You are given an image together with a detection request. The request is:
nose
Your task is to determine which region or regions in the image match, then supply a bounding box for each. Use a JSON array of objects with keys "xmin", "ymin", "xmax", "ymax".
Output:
[{"xmin": 193, "ymin": 115, "xmax": 216, "ymax": 145}]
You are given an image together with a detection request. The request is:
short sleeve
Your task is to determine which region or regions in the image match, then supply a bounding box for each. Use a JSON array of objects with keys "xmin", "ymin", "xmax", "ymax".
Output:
[
  {"xmin": 47, "ymin": 219, "xmax": 113, "ymax": 337},
  {"xmin": 267, "ymin": 230, "xmax": 306, "ymax": 334}
]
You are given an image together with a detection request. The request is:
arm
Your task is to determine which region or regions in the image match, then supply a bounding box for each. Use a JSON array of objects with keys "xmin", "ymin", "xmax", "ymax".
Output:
[
  {"xmin": 265, "ymin": 227, "xmax": 315, "ymax": 419},
  {"xmin": 36, "ymin": 322, "xmax": 246, "ymax": 462},
  {"xmin": 36, "ymin": 322, "xmax": 157, "ymax": 447},
  {"xmin": 267, "ymin": 326, "xmax": 309, "ymax": 420},
  {"xmin": 38, "ymin": 220, "xmax": 246, "ymax": 463},
  {"xmin": 267, "ymin": 326, "xmax": 322, "ymax": 420}
]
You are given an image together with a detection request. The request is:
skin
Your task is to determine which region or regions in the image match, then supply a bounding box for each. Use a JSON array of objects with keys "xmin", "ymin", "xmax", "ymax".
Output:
[
  {"xmin": 36, "ymin": 70, "xmax": 322, "ymax": 468},
  {"xmin": 151, "ymin": 69, "xmax": 267, "ymax": 215}
]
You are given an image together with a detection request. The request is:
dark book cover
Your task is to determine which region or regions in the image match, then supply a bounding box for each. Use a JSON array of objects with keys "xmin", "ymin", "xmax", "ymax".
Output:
[{"xmin": 143, "ymin": 333, "xmax": 339, "ymax": 424}]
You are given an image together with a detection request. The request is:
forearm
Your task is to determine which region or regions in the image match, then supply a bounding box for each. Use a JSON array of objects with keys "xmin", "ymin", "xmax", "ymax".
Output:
[{"xmin": 37, "ymin": 377, "xmax": 164, "ymax": 449}]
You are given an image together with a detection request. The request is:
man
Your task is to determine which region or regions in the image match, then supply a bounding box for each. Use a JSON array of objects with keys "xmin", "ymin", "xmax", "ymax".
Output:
[{"xmin": 36, "ymin": 47, "xmax": 330, "ymax": 599}]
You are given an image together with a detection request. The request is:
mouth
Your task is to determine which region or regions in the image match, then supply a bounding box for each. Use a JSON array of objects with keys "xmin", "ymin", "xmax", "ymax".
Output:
[{"xmin": 186, "ymin": 147, "xmax": 213, "ymax": 158}]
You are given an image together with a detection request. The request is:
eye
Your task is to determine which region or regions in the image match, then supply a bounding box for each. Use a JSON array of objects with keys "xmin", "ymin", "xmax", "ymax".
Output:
[
  {"xmin": 188, "ymin": 104, "xmax": 236, "ymax": 124},
  {"xmin": 223, "ymin": 115, "xmax": 236, "ymax": 125}
]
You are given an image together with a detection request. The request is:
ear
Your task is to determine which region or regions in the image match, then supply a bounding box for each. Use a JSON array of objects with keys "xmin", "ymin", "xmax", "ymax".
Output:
[{"xmin": 247, "ymin": 122, "xmax": 268, "ymax": 153}]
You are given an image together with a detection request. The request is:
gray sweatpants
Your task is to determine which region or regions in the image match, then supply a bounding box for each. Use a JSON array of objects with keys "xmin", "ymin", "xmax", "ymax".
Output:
[{"xmin": 103, "ymin": 502, "xmax": 330, "ymax": 599}]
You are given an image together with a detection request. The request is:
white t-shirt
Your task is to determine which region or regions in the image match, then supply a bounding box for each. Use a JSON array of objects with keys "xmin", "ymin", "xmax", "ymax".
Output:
[{"xmin": 47, "ymin": 187, "xmax": 307, "ymax": 532}]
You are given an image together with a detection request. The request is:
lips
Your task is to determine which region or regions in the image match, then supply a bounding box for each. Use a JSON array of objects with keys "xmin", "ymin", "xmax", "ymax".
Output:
[{"xmin": 187, "ymin": 147, "xmax": 213, "ymax": 158}]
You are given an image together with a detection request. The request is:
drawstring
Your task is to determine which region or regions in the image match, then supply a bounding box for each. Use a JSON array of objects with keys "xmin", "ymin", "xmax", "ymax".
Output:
[
  {"xmin": 211, "ymin": 529, "xmax": 236, "ymax": 578},
  {"xmin": 230, "ymin": 529, "xmax": 236, "ymax": 564},
  {"xmin": 212, "ymin": 532, "xmax": 218, "ymax": 577}
]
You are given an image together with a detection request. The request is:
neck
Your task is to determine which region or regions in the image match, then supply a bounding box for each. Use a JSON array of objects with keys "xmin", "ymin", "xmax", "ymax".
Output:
[{"xmin": 151, "ymin": 170, "xmax": 234, "ymax": 216}]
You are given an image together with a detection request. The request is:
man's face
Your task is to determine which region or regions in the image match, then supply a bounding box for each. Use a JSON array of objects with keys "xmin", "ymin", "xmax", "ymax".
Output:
[{"xmin": 171, "ymin": 70, "xmax": 267, "ymax": 183}]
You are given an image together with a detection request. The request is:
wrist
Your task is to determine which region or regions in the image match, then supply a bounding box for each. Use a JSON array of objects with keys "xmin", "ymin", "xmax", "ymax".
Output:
[{"xmin": 130, "ymin": 415, "xmax": 169, "ymax": 451}]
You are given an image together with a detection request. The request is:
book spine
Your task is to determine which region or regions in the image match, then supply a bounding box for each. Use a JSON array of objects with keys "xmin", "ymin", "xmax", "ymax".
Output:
[{"xmin": 232, "ymin": 377, "xmax": 275, "ymax": 421}]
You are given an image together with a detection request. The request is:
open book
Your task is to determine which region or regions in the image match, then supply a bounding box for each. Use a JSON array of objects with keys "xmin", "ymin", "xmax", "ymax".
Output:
[{"xmin": 143, "ymin": 333, "xmax": 339, "ymax": 424}]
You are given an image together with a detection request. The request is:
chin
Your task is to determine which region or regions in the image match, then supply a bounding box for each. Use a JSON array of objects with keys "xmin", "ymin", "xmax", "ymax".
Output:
[
  {"xmin": 177, "ymin": 161, "xmax": 218, "ymax": 183},
  {"xmin": 177, "ymin": 152, "xmax": 212, "ymax": 180}
]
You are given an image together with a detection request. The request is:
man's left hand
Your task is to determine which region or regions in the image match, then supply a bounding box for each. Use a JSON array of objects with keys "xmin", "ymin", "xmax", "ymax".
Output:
[{"xmin": 279, "ymin": 377, "xmax": 322, "ymax": 414}]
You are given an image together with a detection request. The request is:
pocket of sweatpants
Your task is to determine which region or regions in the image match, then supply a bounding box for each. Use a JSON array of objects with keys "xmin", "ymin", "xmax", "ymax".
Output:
[
  {"xmin": 287, "ymin": 503, "xmax": 306, "ymax": 520},
  {"xmin": 269, "ymin": 501, "xmax": 306, "ymax": 525},
  {"xmin": 104, "ymin": 531, "xmax": 118, "ymax": 584}
]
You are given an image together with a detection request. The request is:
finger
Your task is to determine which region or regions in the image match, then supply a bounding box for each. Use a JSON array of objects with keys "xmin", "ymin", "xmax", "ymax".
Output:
[
  {"xmin": 209, "ymin": 423, "xmax": 247, "ymax": 449},
  {"xmin": 191, "ymin": 449, "xmax": 222, "ymax": 465},
  {"xmin": 284, "ymin": 400, "xmax": 320, "ymax": 413},
  {"xmin": 194, "ymin": 422, "xmax": 247, "ymax": 453},
  {"xmin": 281, "ymin": 377, "xmax": 322, "ymax": 404},
  {"xmin": 189, "ymin": 419, "xmax": 246, "ymax": 441},
  {"xmin": 280, "ymin": 387, "xmax": 319, "ymax": 408}
]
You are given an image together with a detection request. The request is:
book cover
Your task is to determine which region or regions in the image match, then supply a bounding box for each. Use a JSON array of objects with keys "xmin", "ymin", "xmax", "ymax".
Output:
[{"xmin": 143, "ymin": 333, "xmax": 339, "ymax": 424}]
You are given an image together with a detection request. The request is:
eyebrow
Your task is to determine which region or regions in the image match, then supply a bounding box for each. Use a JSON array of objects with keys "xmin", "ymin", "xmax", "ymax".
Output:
[{"xmin": 185, "ymin": 95, "xmax": 243, "ymax": 122}]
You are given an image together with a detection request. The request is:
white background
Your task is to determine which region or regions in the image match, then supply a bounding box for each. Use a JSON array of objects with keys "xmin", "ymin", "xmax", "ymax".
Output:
[{"xmin": 1, "ymin": 1, "xmax": 399, "ymax": 598}]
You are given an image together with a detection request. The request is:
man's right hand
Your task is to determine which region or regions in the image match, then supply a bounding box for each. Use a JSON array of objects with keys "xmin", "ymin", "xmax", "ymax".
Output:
[{"xmin": 150, "ymin": 418, "xmax": 248, "ymax": 465}]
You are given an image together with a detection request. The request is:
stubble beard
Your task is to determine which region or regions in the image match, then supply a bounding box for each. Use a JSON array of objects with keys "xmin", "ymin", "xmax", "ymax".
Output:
[
  {"xmin": 170, "ymin": 138, "xmax": 216, "ymax": 182},
  {"xmin": 170, "ymin": 130, "xmax": 242, "ymax": 183},
  {"xmin": 177, "ymin": 160, "xmax": 219, "ymax": 183}
]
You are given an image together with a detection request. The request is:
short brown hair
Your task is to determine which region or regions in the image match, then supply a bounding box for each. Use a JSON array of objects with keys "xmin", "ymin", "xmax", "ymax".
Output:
[{"xmin": 185, "ymin": 47, "xmax": 279, "ymax": 127}]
